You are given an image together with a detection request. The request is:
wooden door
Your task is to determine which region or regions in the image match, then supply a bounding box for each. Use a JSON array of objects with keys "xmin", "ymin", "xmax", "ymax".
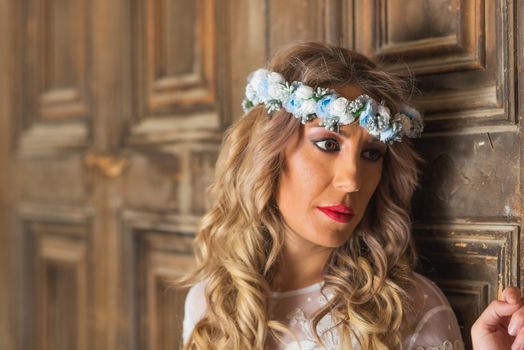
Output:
[
  {"xmin": 0, "ymin": 0, "xmax": 234, "ymax": 349},
  {"xmin": 352, "ymin": 2, "xmax": 521, "ymax": 349},
  {"xmin": 0, "ymin": 1, "xmax": 522, "ymax": 350}
]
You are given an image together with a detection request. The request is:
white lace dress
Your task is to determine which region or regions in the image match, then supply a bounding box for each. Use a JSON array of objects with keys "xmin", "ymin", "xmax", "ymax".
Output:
[{"xmin": 182, "ymin": 272, "xmax": 464, "ymax": 350}]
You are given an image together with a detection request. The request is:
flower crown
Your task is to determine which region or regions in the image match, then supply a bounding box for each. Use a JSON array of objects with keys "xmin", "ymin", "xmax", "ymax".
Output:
[{"xmin": 241, "ymin": 68, "xmax": 424, "ymax": 143}]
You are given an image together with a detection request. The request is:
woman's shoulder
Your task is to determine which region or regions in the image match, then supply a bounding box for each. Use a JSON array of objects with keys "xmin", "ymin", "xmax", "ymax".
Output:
[
  {"xmin": 182, "ymin": 279, "xmax": 209, "ymax": 344},
  {"xmin": 185, "ymin": 278, "xmax": 208, "ymax": 305},
  {"xmin": 400, "ymin": 272, "xmax": 464, "ymax": 349},
  {"xmin": 404, "ymin": 272, "xmax": 453, "ymax": 312},
  {"xmin": 184, "ymin": 279, "xmax": 209, "ymax": 323},
  {"xmin": 402, "ymin": 271, "xmax": 456, "ymax": 327}
]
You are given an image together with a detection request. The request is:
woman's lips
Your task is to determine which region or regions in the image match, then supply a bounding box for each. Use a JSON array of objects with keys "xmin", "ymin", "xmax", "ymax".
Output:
[{"xmin": 317, "ymin": 207, "xmax": 355, "ymax": 223}]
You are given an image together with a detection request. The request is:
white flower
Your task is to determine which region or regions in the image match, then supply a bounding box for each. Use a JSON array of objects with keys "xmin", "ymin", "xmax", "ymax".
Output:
[
  {"xmin": 396, "ymin": 104, "xmax": 423, "ymax": 137},
  {"xmin": 295, "ymin": 85, "xmax": 314, "ymax": 99},
  {"xmin": 300, "ymin": 99, "xmax": 317, "ymax": 115},
  {"xmin": 251, "ymin": 68, "xmax": 269, "ymax": 81},
  {"xmin": 249, "ymin": 69, "xmax": 268, "ymax": 94},
  {"xmin": 245, "ymin": 84, "xmax": 257, "ymax": 101},
  {"xmin": 268, "ymin": 72, "xmax": 284, "ymax": 84},
  {"xmin": 268, "ymin": 82, "xmax": 289, "ymax": 100},
  {"xmin": 398, "ymin": 113, "xmax": 411, "ymax": 130},
  {"xmin": 328, "ymin": 97, "xmax": 349, "ymax": 117},
  {"xmin": 398, "ymin": 113, "xmax": 423, "ymax": 137},
  {"xmin": 377, "ymin": 105, "xmax": 391, "ymax": 121},
  {"xmin": 338, "ymin": 111, "xmax": 356, "ymax": 124},
  {"xmin": 376, "ymin": 105, "xmax": 391, "ymax": 132},
  {"xmin": 252, "ymin": 79, "xmax": 265, "ymax": 93}
]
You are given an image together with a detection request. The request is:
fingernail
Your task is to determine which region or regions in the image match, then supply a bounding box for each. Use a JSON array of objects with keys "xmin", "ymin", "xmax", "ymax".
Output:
[{"xmin": 509, "ymin": 323, "xmax": 518, "ymax": 336}]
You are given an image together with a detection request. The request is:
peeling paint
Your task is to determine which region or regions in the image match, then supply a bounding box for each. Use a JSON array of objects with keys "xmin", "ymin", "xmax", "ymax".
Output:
[{"xmin": 504, "ymin": 205, "xmax": 512, "ymax": 217}]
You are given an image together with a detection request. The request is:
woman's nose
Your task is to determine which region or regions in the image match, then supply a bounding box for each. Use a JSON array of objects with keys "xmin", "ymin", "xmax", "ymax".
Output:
[{"xmin": 332, "ymin": 149, "xmax": 362, "ymax": 193}]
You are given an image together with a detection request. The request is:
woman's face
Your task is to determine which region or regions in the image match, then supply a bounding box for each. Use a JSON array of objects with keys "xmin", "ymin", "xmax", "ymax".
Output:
[{"xmin": 276, "ymin": 85, "xmax": 387, "ymax": 248}]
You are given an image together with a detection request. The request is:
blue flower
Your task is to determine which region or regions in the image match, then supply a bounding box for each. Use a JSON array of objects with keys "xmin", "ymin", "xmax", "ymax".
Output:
[
  {"xmin": 283, "ymin": 93, "xmax": 303, "ymax": 116},
  {"xmin": 379, "ymin": 128, "xmax": 401, "ymax": 143},
  {"xmin": 315, "ymin": 95, "xmax": 337, "ymax": 119},
  {"xmin": 248, "ymin": 69, "xmax": 272, "ymax": 103},
  {"xmin": 358, "ymin": 100, "xmax": 378, "ymax": 129},
  {"xmin": 255, "ymin": 78, "xmax": 271, "ymax": 103}
]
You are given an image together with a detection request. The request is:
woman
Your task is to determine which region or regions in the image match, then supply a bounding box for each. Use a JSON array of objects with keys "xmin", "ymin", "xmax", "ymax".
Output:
[{"xmin": 174, "ymin": 41, "xmax": 524, "ymax": 349}]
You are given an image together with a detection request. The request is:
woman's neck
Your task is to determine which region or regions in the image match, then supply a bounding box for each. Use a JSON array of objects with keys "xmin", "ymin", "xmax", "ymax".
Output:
[{"xmin": 272, "ymin": 239, "xmax": 333, "ymax": 292}]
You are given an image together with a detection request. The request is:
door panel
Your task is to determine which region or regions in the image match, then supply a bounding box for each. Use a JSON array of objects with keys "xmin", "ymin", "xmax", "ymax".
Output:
[{"xmin": 122, "ymin": 0, "xmax": 229, "ymax": 349}]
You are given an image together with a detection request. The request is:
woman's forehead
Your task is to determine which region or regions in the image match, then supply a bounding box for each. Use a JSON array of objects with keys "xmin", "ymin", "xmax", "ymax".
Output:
[{"xmin": 305, "ymin": 119, "xmax": 383, "ymax": 144}]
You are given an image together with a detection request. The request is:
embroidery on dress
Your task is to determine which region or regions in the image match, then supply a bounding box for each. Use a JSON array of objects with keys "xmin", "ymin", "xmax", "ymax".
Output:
[
  {"xmin": 284, "ymin": 307, "xmax": 341, "ymax": 350},
  {"xmin": 415, "ymin": 339, "xmax": 465, "ymax": 350},
  {"xmin": 318, "ymin": 291, "xmax": 335, "ymax": 307}
]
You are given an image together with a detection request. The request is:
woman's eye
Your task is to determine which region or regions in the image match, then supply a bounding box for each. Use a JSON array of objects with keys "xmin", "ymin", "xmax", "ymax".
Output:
[
  {"xmin": 362, "ymin": 149, "xmax": 384, "ymax": 161},
  {"xmin": 313, "ymin": 139, "xmax": 340, "ymax": 152}
]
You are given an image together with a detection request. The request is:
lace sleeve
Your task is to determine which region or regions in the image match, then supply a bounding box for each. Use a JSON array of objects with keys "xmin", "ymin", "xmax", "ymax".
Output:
[
  {"xmin": 182, "ymin": 280, "xmax": 208, "ymax": 345},
  {"xmin": 402, "ymin": 273, "xmax": 465, "ymax": 350}
]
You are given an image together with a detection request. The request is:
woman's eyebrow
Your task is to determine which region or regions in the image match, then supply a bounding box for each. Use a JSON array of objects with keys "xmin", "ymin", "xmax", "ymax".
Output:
[
  {"xmin": 309, "ymin": 126, "xmax": 387, "ymax": 149},
  {"xmin": 310, "ymin": 125, "xmax": 349, "ymax": 138}
]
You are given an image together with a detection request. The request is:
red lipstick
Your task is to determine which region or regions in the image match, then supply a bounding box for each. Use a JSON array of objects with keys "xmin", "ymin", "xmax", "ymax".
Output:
[{"xmin": 317, "ymin": 204, "xmax": 355, "ymax": 223}]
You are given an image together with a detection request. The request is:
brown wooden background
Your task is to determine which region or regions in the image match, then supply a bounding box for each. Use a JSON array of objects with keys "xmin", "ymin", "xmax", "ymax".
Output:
[{"xmin": 0, "ymin": 0, "xmax": 522, "ymax": 349}]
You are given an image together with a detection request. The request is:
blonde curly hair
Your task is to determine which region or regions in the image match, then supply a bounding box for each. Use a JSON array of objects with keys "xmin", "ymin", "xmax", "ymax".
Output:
[{"xmin": 172, "ymin": 41, "xmax": 425, "ymax": 349}]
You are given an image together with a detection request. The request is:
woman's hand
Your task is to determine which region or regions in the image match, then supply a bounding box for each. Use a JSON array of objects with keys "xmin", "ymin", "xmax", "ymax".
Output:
[{"xmin": 471, "ymin": 287, "xmax": 524, "ymax": 350}]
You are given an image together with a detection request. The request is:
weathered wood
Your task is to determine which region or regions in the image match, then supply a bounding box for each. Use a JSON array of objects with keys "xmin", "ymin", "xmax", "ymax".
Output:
[
  {"xmin": 90, "ymin": 0, "xmax": 129, "ymax": 348},
  {"xmin": 24, "ymin": 0, "xmax": 89, "ymax": 123},
  {"xmin": 351, "ymin": 2, "xmax": 520, "ymax": 348},
  {"xmin": 26, "ymin": 219, "xmax": 90, "ymax": 350},
  {"xmin": 229, "ymin": 0, "xmax": 267, "ymax": 123},
  {"xmin": 413, "ymin": 131, "xmax": 521, "ymax": 221},
  {"xmin": 268, "ymin": 0, "xmax": 346, "ymax": 55},
  {"xmin": 122, "ymin": 222, "xmax": 195, "ymax": 350},
  {"xmin": 414, "ymin": 223, "xmax": 519, "ymax": 349},
  {"xmin": 518, "ymin": 0, "xmax": 524, "ymax": 293},
  {"xmin": 355, "ymin": 0, "xmax": 516, "ymax": 130},
  {"xmin": 0, "ymin": 0, "xmax": 14, "ymax": 348}
]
